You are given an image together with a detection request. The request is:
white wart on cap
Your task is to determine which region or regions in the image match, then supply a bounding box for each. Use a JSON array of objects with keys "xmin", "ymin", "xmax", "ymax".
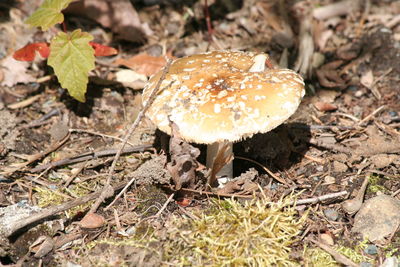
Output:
[{"xmin": 142, "ymin": 50, "xmax": 305, "ymax": 144}]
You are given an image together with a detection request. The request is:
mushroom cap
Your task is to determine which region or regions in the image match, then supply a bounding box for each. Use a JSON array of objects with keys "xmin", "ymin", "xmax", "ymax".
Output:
[{"xmin": 142, "ymin": 50, "xmax": 305, "ymax": 144}]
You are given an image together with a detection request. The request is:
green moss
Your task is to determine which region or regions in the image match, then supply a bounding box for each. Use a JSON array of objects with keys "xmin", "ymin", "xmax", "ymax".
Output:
[
  {"xmin": 87, "ymin": 196, "xmax": 307, "ymax": 266},
  {"xmin": 303, "ymin": 239, "xmax": 373, "ymax": 266},
  {"xmin": 304, "ymin": 248, "xmax": 339, "ymax": 267},
  {"xmin": 34, "ymin": 186, "xmax": 65, "ymax": 208},
  {"xmin": 34, "ymin": 181, "xmax": 96, "ymax": 217},
  {"xmin": 367, "ymin": 174, "xmax": 389, "ymax": 194}
]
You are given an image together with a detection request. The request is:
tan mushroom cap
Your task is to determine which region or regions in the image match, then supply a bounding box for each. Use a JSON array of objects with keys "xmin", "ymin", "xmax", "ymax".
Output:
[{"xmin": 142, "ymin": 50, "xmax": 305, "ymax": 144}]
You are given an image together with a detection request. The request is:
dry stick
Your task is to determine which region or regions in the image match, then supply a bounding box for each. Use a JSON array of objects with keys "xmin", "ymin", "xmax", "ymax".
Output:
[
  {"xmin": 7, "ymin": 95, "xmax": 41, "ymax": 109},
  {"xmin": 235, "ymin": 155, "xmax": 287, "ymax": 185},
  {"xmin": 203, "ymin": 0, "xmax": 213, "ymax": 38},
  {"xmin": 63, "ymin": 160, "xmax": 88, "ymax": 187},
  {"xmin": 104, "ymin": 176, "xmax": 136, "ymax": 211},
  {"xmin": 357, "ymin": 105, "xmax": 386, "ymax": 126},
  {"xmin": 289, "ymin": 124, "xmax": 356, "ymax": 131},
  {"xmin": 20, "ymin": 108, "xmax": 61, "ymax": 129},
  {"xmin": 289, "ymin": 191, "xmax": 348, "ymax": 206},
  {"xmin": 392, "ymin": 188, "xmax": 400, "ymax": 197},
  {"xmin": 308, "ymin": 238, "xmax": 358, "ymax": 267},
  {"xmin": 30, "ymin": 144, "xmax": 151, "ymax": 173},
  {"xmin": 69, "ymin": 128, "xmax": 137, "ymax": 147},
  {"xmin": 3, "ymin": 132, "xmax": 71, "ymax": 175},
  {"xmin": 175, "ymin": 187, "xmax": 254, "ymax": 199},
  {"xmin": 154, "ymin": 193, "xmax": 175, "ymax": 217},
  {"xmin": 89, "ymin": 60, "xmax": 173, "ymax": 214},
  {"xmin": 5, "ymin": 182, "xmax": 127, "ymax": 237}
]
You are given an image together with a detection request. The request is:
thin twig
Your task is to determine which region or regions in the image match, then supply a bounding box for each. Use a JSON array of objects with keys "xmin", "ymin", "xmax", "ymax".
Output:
[
  {"xmin": 155, "ymin": 193, "xmax": 175, "ymax": 217},
  {"xmin": 5, "ymin": 182, "xmax": 127, "ymax": 237},
  {"xmin": 7, "ymin": 95, "xmax": 41, "ymax": 109},
  {"xmin": 392, "ymin": 188, "xmax": 400, "ymax": 197},
  {"xmin": 357, "ymin": 105, "xmax": 386, "ymax": 126},
  {"xmin": 89, "ymin": 59, "xmax": 173, "ymax": 213},
  {"xmin": 63, "ymin": 160, "xmax": 88, "ymax": 187},
  {"xmin": 308, "ymin": 238, "xmax": 358, "ymax": 267},
  {"xmin": 2, "ymin": 132, "xmax": 71, "ymax": 175},
  {"xmin": 289, "ymin": 124, "xmax": 356, "ymax": 131},
  {"xmin": 289, "ymin": 191, "xmax": 348, "ymax": 206},
  {"xmin": 235, "ymin": 156, "xmax": 287, "ymax": 184},
  {"xmin": 30, "ymin": 145, "xmax": 152, "ymax": 173},
  {"xmin": 69, "ymin": 128, "xmax": 137, "ymax": 147},
  {"xmin": 20, "ymin": 108, "xmax": 61, "ymax": 129},
  {"xmin": 104, "ymin": 176, "xmax": 136, "ymax": 211},
  {"xmin": 173, "ymin": 186, "xmax": 254, "ymax": 199}
]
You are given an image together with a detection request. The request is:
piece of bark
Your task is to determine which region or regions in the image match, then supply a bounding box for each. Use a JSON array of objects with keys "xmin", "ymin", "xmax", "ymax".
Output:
[{"xmin": 167, "ymin": 122, "xmax": 200, "ymax": 190}]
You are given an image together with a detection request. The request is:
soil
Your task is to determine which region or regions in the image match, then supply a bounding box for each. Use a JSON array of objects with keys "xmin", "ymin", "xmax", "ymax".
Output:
[{"xmin": 0, "ymin": 0, "xmax": 399, "ymax": 266}]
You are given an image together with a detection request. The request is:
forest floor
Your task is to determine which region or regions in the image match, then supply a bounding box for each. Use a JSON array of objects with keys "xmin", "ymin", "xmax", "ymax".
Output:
[{"xmin": 0, "ymin": 0, "xmax": 399, "ymax": 266}]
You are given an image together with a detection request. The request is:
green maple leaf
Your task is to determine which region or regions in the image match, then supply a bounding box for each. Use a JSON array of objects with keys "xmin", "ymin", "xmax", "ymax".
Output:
[
  {"xmin": 48, "ymin": 29, "xmax": 95, "ymax": 102},
  {"xmin": 26, "ymin": 0, "xmax": 77, "ymax": 31}
]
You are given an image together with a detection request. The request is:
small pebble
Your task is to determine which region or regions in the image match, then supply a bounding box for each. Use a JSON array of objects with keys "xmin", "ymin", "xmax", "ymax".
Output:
[
  {"xmin": 320, "ymin": 233, "xmax": 334, "ymax": 245},
  {"xmin": 48, "ymin": 184, "xmax": 58, "ymax": 190},
  {"xmin": 355, "ymin": 90, "xmax": 364, "ymax": 97},
  {"xmin": 360, "ymin": 262, "xmax": 373, "ymax": 267},
  {"xmin": 353, "ymin": 195, "xmax": 400, "ymax": 241},
  {"xmin": 364, "ymin": 244, "xmax": 378, "ymax": 255},
  {"xmin": 324, "ymin": 175, "xmax": 335, "ymax": 184},
  {"xmin": 347, "ymin": 85, "xmax": 358, "ymax": 91},
  {"xmin": 379, "ymin": 256, "xmax": 398, "ymax": 267},
  {"xmin": 389, "ymin": 111, "xmax": 398, "ymax": 117},
  {"xmin": 324, "ymin": 208, "xmax": 339, "ymax": 221},
  {"xmin": 269, "ymin": 183, "xmax": 278, "ymax": 191},
  {"xmin": 17, "ymin": 200, "xmax": 28, "ymax": 207}
]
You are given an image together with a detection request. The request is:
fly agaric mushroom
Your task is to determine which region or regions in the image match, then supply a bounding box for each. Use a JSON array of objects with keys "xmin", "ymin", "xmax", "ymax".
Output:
[{"xmin": 142, "ymin": 50, "xmax": 305, "ymax": 183}]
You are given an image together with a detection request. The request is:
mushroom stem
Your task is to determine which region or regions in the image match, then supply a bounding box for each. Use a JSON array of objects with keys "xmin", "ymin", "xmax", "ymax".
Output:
[{"xmin": 206, "ymin": 142, "xmax": 233, "ymax": 178}]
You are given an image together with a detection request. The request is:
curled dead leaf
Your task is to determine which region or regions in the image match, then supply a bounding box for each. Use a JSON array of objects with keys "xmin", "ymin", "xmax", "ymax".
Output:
[
  {"xmin": 360, "ymin": 69, "xmax": 374, "ymax": 88},
  {"xmin": 29, "ymin": 236, "xmax": 55, "ymax": 258},
  {"xmin": 114, "ymin": 52, "xmax": 174, "ymax": 77},
  {"xmin": 79, "ymin": 213, "xmax": 105, "ymax": 229},
  {"xmin": 316, "ymin": 60, "xmax": 347, "ymax": 89},
  {"xmin": 337, "ymin": 42, "xmax": 361, "ymax": 60},
  {"xmin": 167, "ymin": 122, "xmax": 200, "ymax": 190},
  {"xmin": 314, "ymin": 101, "xmax": 338, "ymax": 112}
]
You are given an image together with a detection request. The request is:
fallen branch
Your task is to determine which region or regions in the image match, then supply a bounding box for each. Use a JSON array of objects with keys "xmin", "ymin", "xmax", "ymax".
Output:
[
  {"xmin": 5, "ymin": 182, "xmax": 127, "ymax": 237},
  {"xmin": 30, "ymin": 144, "xmax": 152, "ymax": 173},
  {"xmin": 290, "ymin": 191, "xmax": 348, "ymax": 206},
  {"xmin": 3, "ymin": 133, "xmax": 71, "ymax": 175}
]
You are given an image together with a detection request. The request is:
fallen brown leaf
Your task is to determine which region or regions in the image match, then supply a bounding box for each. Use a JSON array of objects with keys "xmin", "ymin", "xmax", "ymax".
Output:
[
  {"xmin": 0, "ymin": 55, "xmax": 35, "ymax": 87},
  {"xmin": 167, "ymin": 122, "xmax": 200, "ymax": 190},
  {"xmin": 115, "ymin": 53, "xmax": 173, "ymax": 77},
  {"xmin": 314, "ymin": 101, "xmax": 338, "ymax": 111},
  {"xmin": 316, "ymin": 60, "xmax": 347, "ymax": 89},
  {"xmin": 79, "ymin": 213, "xmax": 105, "ymax": 229}
]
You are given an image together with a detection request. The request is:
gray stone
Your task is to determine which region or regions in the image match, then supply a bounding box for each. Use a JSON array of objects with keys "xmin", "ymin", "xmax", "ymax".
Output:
[{"xmin": 352, "ymin": 195, "xmax": 400, "ymax": 242}]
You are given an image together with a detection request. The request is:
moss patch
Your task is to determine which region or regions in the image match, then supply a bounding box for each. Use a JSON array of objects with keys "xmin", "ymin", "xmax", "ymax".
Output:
[{"xmin": 87, "ymin": 196, "xmax": 307, "ymax": 266}]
